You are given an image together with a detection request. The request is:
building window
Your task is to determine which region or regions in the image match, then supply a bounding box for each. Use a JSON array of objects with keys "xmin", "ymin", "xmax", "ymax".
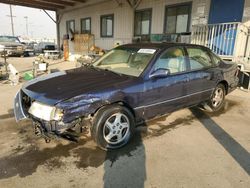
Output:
[
  {"xmin": 81, "ymin": 17, "xmax": 91, "ymax": 34},
  {"xmin": 134, "ymin": 9, "xmax": 152, "ymax": 36},
  {"xmin": 101, "ymin": 14, "xmax": 114, "ymax": 37},
  {"xmin": 164, "ymin": 3, "xmax": 192, "ymax": 34},
  {"xmin": 66, "ymin": 20, "xmax": 75, "ymax": 34}
]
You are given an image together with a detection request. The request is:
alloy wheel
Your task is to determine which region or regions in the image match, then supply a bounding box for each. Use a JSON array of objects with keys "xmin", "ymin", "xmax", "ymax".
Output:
[
  {"xmin": 103, "ymin": 112, "xmax": 130, "ymax": 145},
  {"xmin": 212, "ymin": 87, "xmax": 224, "ymax": 107}
]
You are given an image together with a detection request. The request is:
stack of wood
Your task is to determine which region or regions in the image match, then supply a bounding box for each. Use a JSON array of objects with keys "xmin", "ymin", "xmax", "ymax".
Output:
[{"xmin": 74, "ymin": 34, "xmax": 95, "ymax": 54}]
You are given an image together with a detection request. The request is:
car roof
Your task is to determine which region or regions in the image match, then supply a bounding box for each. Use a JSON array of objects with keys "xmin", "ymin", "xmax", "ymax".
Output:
[
  {"xmin": 38, "ymin": 42, "xmax": 55, "ymax": 45},
  {"xmin": 0, "ymin": 35, "xmax": 18, "ymax": 38},
  {"xmin": 119, "ymin": 42, "xmax": 207, "ymax": 50}
]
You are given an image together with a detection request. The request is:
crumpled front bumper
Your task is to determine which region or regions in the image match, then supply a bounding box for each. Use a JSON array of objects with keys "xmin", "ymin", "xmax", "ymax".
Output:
[
  {"xmin": 14, "ymin": 91, "xmax": 28, "ymax": 122},
  {"xmin": 14, "ymin": 90, "xmax": 81, "ymax": 138}
]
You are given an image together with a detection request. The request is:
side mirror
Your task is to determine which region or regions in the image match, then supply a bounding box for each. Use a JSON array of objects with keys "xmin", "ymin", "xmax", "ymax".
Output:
[{"xmin": 149, "ymin": 68, "xmax": 170, "ymax": 79}]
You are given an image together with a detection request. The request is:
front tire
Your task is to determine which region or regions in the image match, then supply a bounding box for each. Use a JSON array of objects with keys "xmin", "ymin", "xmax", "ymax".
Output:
[
  {"xmin": 207, "ymin": 83, "xmax": 226, "ymax": 112},
  {"xmin": 91, "ymin": 105, "xmax": 135, "ymax": 150}
]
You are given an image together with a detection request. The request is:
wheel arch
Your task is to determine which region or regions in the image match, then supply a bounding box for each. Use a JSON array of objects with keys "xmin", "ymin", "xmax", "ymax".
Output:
[
  {"xmin": 91, "ymin": 100, "xmax": 136, "ymax": 119},
  {"xmin": 218, "ymin": 80, "xmax": 229, "ymax": 94}
]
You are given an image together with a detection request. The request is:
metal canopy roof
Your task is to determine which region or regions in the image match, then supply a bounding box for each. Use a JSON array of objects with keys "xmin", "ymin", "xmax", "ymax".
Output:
[{"xmin": 0, "ymin": 0, "xmax": 87, "ymax": 11}]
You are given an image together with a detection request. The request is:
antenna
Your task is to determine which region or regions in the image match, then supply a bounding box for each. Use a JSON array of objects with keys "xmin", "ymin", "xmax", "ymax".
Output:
[{"xmin": 24, "ymin": 16, "xmax": 29, "ymax": 36}]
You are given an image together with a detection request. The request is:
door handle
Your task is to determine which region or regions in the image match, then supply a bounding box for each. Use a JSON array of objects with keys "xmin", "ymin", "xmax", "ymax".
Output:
[
  {"xmin": 185, "ymin": 77, "xmax": 190, "ymax": 82},
  {"xmin": 205, "ymin": 73, "xmax": 214, "ymax": 80},
  {"xmin": 204, "ymin": 75, "xmax": 211, "ymax": 80}
]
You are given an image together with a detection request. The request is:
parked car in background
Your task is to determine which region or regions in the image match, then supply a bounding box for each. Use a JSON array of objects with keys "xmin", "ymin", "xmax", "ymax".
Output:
[
  {"xmin": 14, "ymin": 43, "xmax": 239, "ymax": 150},
  {"xmin": 0, "ymin": 36, "xmax": 25, "ymax": 57},
  {"xmin": 22, "ymin": 41, "xmax": 37, "ymax": 57},
  {"xmin": 34, "ymin": 42, "xmax": 56, "ymax": 54}
]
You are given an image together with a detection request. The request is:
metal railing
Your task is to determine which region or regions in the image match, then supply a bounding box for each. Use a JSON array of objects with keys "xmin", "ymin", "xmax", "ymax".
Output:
[{"xmin": 191, "ymin": 22, "xmax": 250, "ymax": 61}]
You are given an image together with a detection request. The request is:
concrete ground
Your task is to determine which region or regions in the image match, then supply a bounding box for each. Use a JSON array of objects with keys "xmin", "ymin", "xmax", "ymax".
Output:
[{"xmin": 0, "ymin": 57, "xmax": 249, "ymax": 188}]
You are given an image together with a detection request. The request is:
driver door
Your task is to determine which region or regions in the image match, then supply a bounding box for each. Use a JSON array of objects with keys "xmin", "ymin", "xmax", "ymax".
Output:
[{"xmin": 143, "ymin": 47, "xmax": 189, "ymax": 119}]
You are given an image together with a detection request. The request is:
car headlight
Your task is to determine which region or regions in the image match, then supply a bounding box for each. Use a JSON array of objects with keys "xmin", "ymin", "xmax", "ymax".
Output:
[
  {"xmin": 28, "ymin": 101, "xmax": 64, "ymax": 121},
  {"xmin": 17, "ymin": 45, "xmax": 25, "ymax": 51},
  {"xmin": 53, "ymin": 108, "xmax": 64, "ymax": 121}
]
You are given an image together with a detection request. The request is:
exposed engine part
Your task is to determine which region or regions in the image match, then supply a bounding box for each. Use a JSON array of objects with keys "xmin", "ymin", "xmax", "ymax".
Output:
[
  {"xmin": 33, "ymin": 121, "xmax": 51, "ymax": 143},
  {"xmin": 34, "ymin": 121, "xmax": 43, "ymax": 136}
]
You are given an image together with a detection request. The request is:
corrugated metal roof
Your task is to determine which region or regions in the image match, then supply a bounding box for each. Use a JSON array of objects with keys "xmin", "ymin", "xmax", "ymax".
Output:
[{"xmin": 0, "ymin": 0, "xmax": 87, "ymax": 11}]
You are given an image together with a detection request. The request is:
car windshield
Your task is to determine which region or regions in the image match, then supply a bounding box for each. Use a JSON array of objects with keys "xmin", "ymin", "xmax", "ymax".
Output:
[
  {"xmin": 93, "ymin": 48, "xmax": 156, "ymax": 77},
  {"xmin": 0, "ymin": 36, "xmax": 20, "ymax": 43}
]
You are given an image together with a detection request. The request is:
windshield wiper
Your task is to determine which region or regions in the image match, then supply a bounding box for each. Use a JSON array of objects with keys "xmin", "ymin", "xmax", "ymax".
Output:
[
  {"xmin": 103, "ymin": 68, "xmax": 123, "ymax": 76},
  {"xmin": 83, "ymin": 63, "xmax": 102, "ymax": 71}
]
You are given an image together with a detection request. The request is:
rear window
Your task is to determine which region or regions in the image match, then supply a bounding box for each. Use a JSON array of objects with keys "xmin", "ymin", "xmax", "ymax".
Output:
[
  {"xmin": 0, "ymin": 36, "xmax": 20, "ymax": 43},
  {"xmin": 45, "ymin": 45, "xmax": 55, "ymax": 50}
]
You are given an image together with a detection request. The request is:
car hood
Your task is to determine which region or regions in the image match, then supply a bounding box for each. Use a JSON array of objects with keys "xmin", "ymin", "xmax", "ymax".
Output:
[{"xmin": 22, "ymin": 67, "xmax": 136, "ymax": 105}]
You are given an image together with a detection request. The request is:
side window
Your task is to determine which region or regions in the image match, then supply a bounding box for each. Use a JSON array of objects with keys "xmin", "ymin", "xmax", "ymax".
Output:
[
  {"xmin": 187, "ymin": 48, "xmax": 213, "ymax": 70},
  {"xmin": 153, "ymin": 47, "xmax": 186, "ymax": 74}
]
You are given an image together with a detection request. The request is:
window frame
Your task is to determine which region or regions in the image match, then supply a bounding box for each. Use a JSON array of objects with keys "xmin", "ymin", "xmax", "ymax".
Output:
[
  {"xmin": 134, "ymin": 8, "xmax": 152, "ymax": 37},
  {"xmin": 150, "ymin": 46, "xmax": 188, "ymax": 76},
  {"xmin": 164, "ymin": 2, "xmax": 192, "ymax": 34},
  {"xmin": 66, "ymin": 20, "xmax": 75, "ymax": 34},
  {"xmin": 185, "ymin": 46, "xmax": 215, "ymax": 72},
  {"xmin": 80, "ymin": 17, "xmax": 91, "ymax": 34},
  {"xmin": 100, "ymin": 14, "xmax": 114, "ymax": 38}
]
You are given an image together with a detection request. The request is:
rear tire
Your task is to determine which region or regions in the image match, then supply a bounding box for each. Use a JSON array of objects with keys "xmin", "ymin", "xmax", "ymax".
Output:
[
  {"xmin": 207, "ymin": 83, "xmax": 226, "ymax": 112},
  {"xmin": 91, "ymin": 105, "xmax": 135, "ymax": 150}
]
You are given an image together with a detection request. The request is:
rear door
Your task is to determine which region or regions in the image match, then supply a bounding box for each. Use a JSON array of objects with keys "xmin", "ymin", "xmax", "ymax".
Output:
[{"xmin": 184, "ymin": 46, "xmax": 218, "ymax": 106}]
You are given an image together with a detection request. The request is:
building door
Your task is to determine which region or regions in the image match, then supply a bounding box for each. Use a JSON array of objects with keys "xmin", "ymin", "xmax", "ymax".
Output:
[
  {"xmin": 208, "ymin": 0, "xmax": 245, "ymax": 24},
  {"xmin": 208, "ymin": 0, "xmax": 245, "ymax": 56}
]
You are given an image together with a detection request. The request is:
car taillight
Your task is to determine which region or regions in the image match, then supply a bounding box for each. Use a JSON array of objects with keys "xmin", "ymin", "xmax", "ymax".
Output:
[{"xmin": 235, "ymin": 68, "xmax": 240, "ymax": 77}]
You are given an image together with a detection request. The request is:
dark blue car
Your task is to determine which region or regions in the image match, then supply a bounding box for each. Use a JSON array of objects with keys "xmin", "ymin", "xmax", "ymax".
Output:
[{"xmin": 14, "ymin": 43, "xmax": 239, "ymax": 150}]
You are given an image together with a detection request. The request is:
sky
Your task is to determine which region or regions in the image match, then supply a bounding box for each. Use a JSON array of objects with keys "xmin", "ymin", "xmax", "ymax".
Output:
[{"xmin": 0, "ymin": 3, "xmax": 56, "ymax": 39}]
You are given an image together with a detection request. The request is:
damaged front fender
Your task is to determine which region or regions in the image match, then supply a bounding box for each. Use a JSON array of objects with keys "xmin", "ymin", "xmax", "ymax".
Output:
[{"xmin": 56, "ymin": 91, "xmax": 126, "ymax": 123}]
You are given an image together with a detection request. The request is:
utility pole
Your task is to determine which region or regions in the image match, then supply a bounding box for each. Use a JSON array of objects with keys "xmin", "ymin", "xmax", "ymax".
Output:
[
  {"xmin": 24, "ymin": 16, "xmax": 29, "ymax": 36},
  {"xmin": 6, "ymin": 5, "xmax": 16, "ymax": 36}
]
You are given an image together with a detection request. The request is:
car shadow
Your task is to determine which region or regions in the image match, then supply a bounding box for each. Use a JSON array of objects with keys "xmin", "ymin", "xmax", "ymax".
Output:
[
  {"xmin": 1, "ymin": 99, "xmax": 248, "ymax": 183},
  {"xmin": 190, "ymin": 107, "xmax": 250, "ymax": 176},
  {"xmin": 0, "ymin": 120, "xmax": 147, "ymax": 186},
  {"xmin": 103, "ymin": 128, "xmax": 147, "ymax": 188}
]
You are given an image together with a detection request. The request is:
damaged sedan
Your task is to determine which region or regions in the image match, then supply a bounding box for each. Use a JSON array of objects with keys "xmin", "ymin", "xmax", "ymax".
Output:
[{"xmin": 14, "ymin": 43, "xmax": 239, "ymax": 150}]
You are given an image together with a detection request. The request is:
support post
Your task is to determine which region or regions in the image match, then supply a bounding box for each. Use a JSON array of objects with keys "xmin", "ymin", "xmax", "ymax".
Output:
[
  {"xmin": 42, "ymin": 9, "xmax": 62, "ymax": 55},
  {"xmin": 56, "ymin": 12, "xmax": 61, "ymax": 54}
]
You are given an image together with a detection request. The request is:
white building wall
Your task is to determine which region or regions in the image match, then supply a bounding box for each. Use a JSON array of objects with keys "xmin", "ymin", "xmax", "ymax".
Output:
[
  {"xmin": 59, "ymin": 0, "xmax": 250, "ymax": 53},
  {"xmin": 59, "ymin": 0, "xmax": 133, "ymax": 51}
]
